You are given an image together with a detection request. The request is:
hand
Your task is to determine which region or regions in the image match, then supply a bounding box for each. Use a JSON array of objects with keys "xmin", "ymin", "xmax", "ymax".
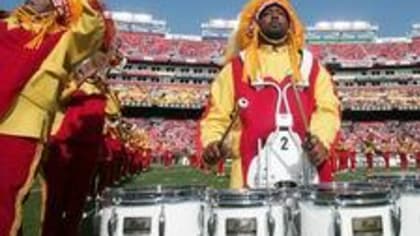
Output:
[
  {"xmin": 203, "ymin": 141, "xmax": 231, "ymax": 166},
  {"xmin": 50, "ymin": 0, "xmax": 70, "ymax": 20},
  {"xmin": 302, "ymin": 133, "xmax": 329, "ymax": 166}
]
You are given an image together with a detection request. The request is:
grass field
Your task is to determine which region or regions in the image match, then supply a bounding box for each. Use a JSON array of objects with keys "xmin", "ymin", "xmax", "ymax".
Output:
[{"xmin": 22, "ymin": 165, "xmax": 416, "ymax": 235}]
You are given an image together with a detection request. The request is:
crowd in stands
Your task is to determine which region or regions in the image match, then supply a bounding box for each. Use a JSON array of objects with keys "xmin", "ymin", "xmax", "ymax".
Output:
[
  {"xmin": 122, "ymin": 119, "xmax": 419, "ymax": 162},
  {"xmin": 309, "ymin": 42, "xmax": 412, "ymax": 62},
  {"xmin": 119, "ymin": 31, "xmax": 420, "ymax": 64},
  {"xmin": 127, "ymin": 118, "xmax": 198, "ymax": 158},
  {"xmin": 339, "ymin": 86, "xmax": 420, "ymax": 110},
  {"xmin": 119, "ymin": 32, "xmax": 225, "ymax": 63},
  {"xmin": 110, "ymin": 80, "xmax": 420, "ymax": 111},
  {"xmin": 112, "ymin": 82, "xmax": 210, "ymax": 108}
]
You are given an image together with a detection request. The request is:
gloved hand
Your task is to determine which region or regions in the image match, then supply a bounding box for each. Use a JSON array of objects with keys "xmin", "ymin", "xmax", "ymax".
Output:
[
  {"xmin": 203, "ymin": 141, "xmax": 232, "ymax": 166},
  {"xmin": 302, "ymin": 133, "xmax": 329, "ymax": 166}
]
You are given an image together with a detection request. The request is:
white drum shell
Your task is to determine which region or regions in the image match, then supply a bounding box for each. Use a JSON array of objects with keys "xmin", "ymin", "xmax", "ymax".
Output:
[
  {"xmin": 99, "ymin": 200, "xmax": 204, "ymax": 236},
  {"xmin": 206, "ymin": 203, "xmax": 285, "ymax": 236},
  {"xmin": 300, "ymin": 201, "xmax": 394, "ymax": 236},
  {"xmin": 400, "ymin": 193, "xmax": 420, "ymax": 236}
]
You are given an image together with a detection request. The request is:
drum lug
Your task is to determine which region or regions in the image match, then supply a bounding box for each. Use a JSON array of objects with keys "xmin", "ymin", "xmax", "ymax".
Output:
[
  {"xmin": 207, "ymin": 212, "xmax": 217, "ymax": 236},
  {"xmin": 267, "ymin": 210, "xmax": 276, "ymax": 236},
  {"xmin": 390, "ymin": 204, "xmax": 401, "ymax": 236},
  {"xmin": 291, "ymin": 208, "xmax": 301, "ymax": 236},
  {"xmin": 198, "ymin": 205, "xmax": 205, "ymax": 236},
  {"xmin": 159, "ymin": 205, "xmax": 166, "ymax": 236},
  {"xmin": 333, "ymin": 207, "xmax": 342, "ymax": 236},
  {"xmin": 107, "ymin": 208, "xmax": 118, "ymax": 236}
]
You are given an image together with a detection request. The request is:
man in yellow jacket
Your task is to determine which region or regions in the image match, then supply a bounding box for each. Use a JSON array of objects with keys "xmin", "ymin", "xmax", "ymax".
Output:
[
  {"xmin": 200, "ymin": 0, "xmax": 341, "ymax": 188},
  {"xmin": 0, "ymin": 0, "xmax": 107, "ymax": 235}
]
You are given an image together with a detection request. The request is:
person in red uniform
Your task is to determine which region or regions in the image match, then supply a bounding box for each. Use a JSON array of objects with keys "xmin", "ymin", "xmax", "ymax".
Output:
[
  {"xmin": 414, "ymin": 140, "xmax": 420, "ymax": 170},
  {"xmin": 199, "ymin": 0, "xmax": 340, "ymax": 188},
  {"xmin": 336, "ymin": 137, "xmax": 349, "ymax": 172},
  {"xmin": 380, "ymin": 139, "xmax": 392, "ymax": 171},
  {"xmin": 347, "ymin": 135, "xmax": 357, "ymax": 172},
  {"xmin": 363, "ymin": 133, "xmax": 376, "ymax": 173},
  {"xmin": 42, "ymin": 48, "xmax": 122, "ymax": 236},
  {"xmin": 0, "ymin": 0, "xmax": 107, "ymax": 235},
  {"xmin": 398, "ymin": 136, "xmax": 409, "ymax": 171},
  {"xmin": 163, "ymin": 145, "xmax": 174, "ymax": 169},
  {"xmin": 97, "ymin": 118, "xmax": 121, "ymax": 193}
]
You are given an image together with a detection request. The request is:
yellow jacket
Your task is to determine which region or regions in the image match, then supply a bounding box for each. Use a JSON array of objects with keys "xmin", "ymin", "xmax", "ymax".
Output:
[
  {"xmin": 200, "ymin": 46, "xmax": 341, "ymax": 188},
  {"xmin": 0, "ymin": 0, "xmax": 105, "ymax": 142}
]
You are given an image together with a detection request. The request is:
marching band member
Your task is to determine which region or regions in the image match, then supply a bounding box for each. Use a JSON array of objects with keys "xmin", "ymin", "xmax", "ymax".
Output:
[
  {"xmin": 336, "ymin": 137, "xmax": 349, "ymax": 172},
  {"xmin": 381, "ymin": 138, "xmax": 392, "ymax": 171},
  {"xmin": 0, "ymin": 0, "xmax": 107, "ymax": 234},
  {"xmin": 42, "ymin": 45, "xmax": 123, "ymax": 236},
  {"xmin": 199, "ymin": 0, "xmax": 340, "ymax": 188},
  {"xmin": 414, "ymin": 140, "xmax": 420, "ymax": 170},
  {"xmin": 398, "ymin": 135, "xmax": 410, "ymax": 171},
  {"xmin": 363, "ymin": 133, "xmax": 376, "ymax": 173}
]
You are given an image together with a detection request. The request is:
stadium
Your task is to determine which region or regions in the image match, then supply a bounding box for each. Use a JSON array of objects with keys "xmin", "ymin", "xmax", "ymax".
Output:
[
  {"xmin": 2, "ymin": 1, "xmax": 419, "ymax": 235},
  {"xmin": 109, "ymin": 11, "xmax": 420, "ymax": 169}
]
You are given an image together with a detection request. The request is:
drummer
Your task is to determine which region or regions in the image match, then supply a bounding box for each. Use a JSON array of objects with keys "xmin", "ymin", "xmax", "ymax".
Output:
[
  {"xmin": 380, "ymin": 138, "xmax": 392, "ymax": 171},
  {"xmin": 199, "ymin": 0, "xmax": 341, "ymax": 188},
  {"xmin": 414, "ymin": 140, "xmax": 420, "ymax": 170},
  {"xmin": 398, "ymin": 135, "xmax": 410, "ymax": 171}
]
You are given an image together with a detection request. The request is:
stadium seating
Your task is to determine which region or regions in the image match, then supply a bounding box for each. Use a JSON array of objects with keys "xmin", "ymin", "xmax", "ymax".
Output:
[{"xmin": 119, "ymin": 31, "xmax": 420, "ymax": 64}]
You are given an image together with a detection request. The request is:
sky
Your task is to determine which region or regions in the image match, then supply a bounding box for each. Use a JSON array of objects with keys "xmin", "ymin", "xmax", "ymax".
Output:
[{"xmin": 2, "ymin": 0, "xmax": 420, "ymax": 37}]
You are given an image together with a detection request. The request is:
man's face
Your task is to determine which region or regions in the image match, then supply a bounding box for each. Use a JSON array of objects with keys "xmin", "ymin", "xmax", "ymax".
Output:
[
  {"xmin": 25, "ymin": 0, "xmax": 53, "ymax": 13},
  {"xmin": 257, "ymin": 4, "xmax": 290, "ymax": 41}
]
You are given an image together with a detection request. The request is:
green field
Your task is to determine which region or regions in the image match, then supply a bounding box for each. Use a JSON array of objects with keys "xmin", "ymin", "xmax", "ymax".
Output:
[{"xmin": 22, "ymin": 165, "xmax": 415, "ymax": 235}]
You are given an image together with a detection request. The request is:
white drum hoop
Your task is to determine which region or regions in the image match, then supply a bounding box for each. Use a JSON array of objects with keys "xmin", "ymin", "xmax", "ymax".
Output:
[
  {"xmin": 101, "ymin": 185, "xmax": 207, "ymax": 207},
  {"xmin": 301, "ymin": 182, "xmax": 392, "ymax": 207}
]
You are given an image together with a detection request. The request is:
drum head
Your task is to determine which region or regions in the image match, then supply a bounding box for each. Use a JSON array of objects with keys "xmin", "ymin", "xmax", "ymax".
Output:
[
  {"xmin": 303, "ymin": 182, "xmax": 391, "ymax": 207},
  {"xmin": 101, "ymin": 185, "xmax": 206, "ymax": 206}
]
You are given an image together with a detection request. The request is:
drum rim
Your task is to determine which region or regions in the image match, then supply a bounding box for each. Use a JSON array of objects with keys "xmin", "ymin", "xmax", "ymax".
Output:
[
  {"xmin": 302, "ymin": 182, "xmax": 392, "ymax": 207},
  {"xmin": 101, "ymin": 185, "xmax": 207, "ymax": 206}
]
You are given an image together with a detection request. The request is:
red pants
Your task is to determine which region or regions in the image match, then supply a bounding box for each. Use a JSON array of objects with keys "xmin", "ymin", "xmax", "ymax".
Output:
[
  {"xmin": 42, "ymin": 141, "xmax": 100, "ymax": 236},
  {"xmin": 366, "ymin": 153, "xmax": 374, "ymax": 170},
  {"xmin": 338, "ymin": 152, "xmax": 349, "ymax": 171},
  {"xmin": 416, "ymin": 153, "xmax": 420, "ymax": 169},
  {"xmin": 0, "ymin": 134, "xmax": 40, "ymax": 236},
  {"xmin": 383, "ymin": 152, "xmax": 391, "ymax": 170},
  {"xmin": 163, "ymin": 155, "xmax": 172, "ymax": 168},
  {"xmin": 349, "ymin": 152, "xmax": 356, "ymax": 171},
  {"xmin": 399, "ymin": 153, "xmax": 408, "ymax": 170}
]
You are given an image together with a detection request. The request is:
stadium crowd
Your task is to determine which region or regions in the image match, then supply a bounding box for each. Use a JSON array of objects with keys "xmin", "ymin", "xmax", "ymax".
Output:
[
  {"xmin": 113, "ymin": 82, "xmax": 210, "ymax": 108},
  {"xmin": 118, "ymin": 31, "xmax": 420, "ymax": 63},
  {"xmin": 119, "ymin": 32, "xmax": 225, "ymax": 63},
  {"xmin": 339, "ymin": 86, "xmax": 420, "ymax": 110}
]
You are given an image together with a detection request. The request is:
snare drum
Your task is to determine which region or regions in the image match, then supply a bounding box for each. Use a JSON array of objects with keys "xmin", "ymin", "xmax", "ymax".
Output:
[
  {"xmin": 98, "ymin": 186, "xmax": 206, "ymax": 236},
  {"xmin": 368, "ymin": 172, "xmax": 420, "ymax": 236},
  {"xmin": 300, "ymin": 182, "xmax": 397, "ymax": 236},
  {"xmin": 206, "ymin": 189, "xmax": 288, "ymax": 236}
]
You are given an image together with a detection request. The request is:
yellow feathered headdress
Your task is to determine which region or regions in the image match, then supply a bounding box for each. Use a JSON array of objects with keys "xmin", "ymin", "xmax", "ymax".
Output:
[
  {"xmin": 14, "ymin": 0, "xmax": 91, "ymax": 49},
  {"xmin": 225, "ymin": 0, "xmax": 305, "ymax": 83}
]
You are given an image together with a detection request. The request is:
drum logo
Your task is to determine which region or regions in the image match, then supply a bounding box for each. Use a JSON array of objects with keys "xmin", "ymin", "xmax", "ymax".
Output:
[
  {"xmin": 226, "ymin": 217, "xmax": 257, "ymax": 236},
  {"xmin": 352, "ymin": 216, "xmax": 383, "ymax": 236},
  {"xmin": 123, "ymin": 217, "xmax": 152, "ymax": 236}
]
